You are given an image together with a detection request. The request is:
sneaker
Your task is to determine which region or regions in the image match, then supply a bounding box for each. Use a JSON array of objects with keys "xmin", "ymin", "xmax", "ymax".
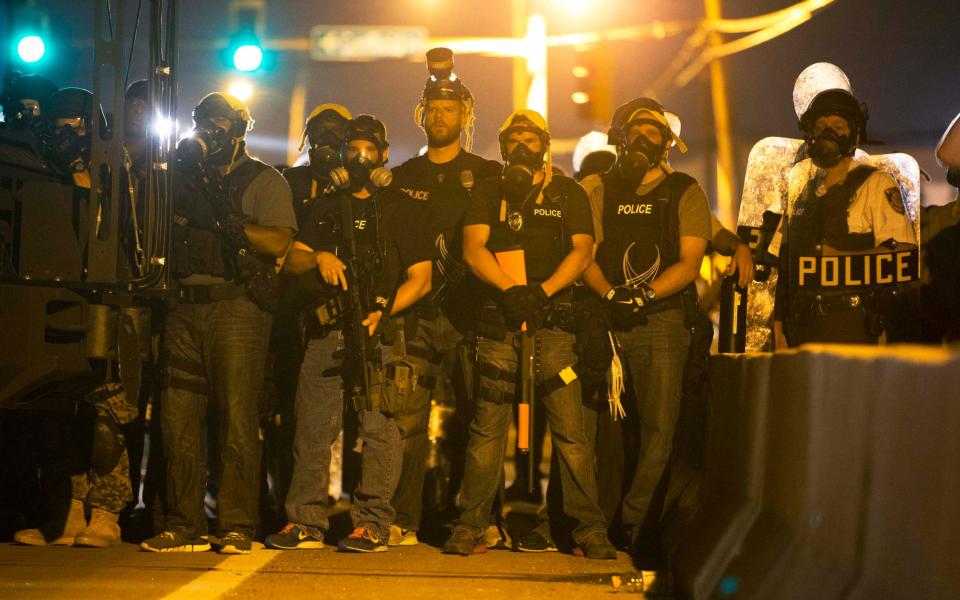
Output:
[
  {"xmin": 514, "ymin": 529, "xmax": 557, "ymax": 553},
  {"xmin": 387, "ymin": 525, "xmax": 419, "ymax": 547},
  {"xmin": 265, "ymin": 523, "xmax": 325, "ymax": 550},
  {"xmin": 574, "ymin": 531, "xmax": 618, "ymax": 560},
  {"xmin": 141, "ymin": 530, "xmax": 211, "ymax": 553},
  {"xmin": 482, "ymin": 523, "xmax": 511, "ymax": 550},
  {"xmin": 219, "ymin": 531, "xmax": 252, "ymax": 555},
  {"xmin": 337, "ymin": 526, "xmax": 387, "ymax": 553},
  {"xmin": 443, "ymin": 526, "xmax": 485, "ymax": 556}
]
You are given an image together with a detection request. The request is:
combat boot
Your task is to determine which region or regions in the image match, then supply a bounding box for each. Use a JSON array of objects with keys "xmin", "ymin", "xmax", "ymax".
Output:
[
  {"xmin": 14, "ymin": 499, "xmax": 87, "ymax": 546},
  {"xmin": 75, "ymin": 508, "xmax": 121, "ymax": 547}
]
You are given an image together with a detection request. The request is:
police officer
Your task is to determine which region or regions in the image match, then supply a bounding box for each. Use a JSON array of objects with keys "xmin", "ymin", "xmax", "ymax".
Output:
[
  {"xmin": 284, "ymin": 104, "xmax": 353, "ymax": 225},
  {"xmin": 0, "ymin": 72, "xmax": 57, "ymax": 133},
  {"xmin": 142, "ymin": 92, "xmax": 296, "ymax": 554},
  {"xmin": 387, "ymin": 48, "xmax": 501, "ymax": 546},
  {"xmin": 443, "ymin": 109, "xmax": 615, "ymax": 559},
  {"xmin": 921, "ymin": 112, "xmax": 960, "ymax": 342},
  {"xmin": 579, "ymin": 98, "xmax": 712, "ymax": 550},
  {"xmin": 772, "ymin": 88, "xmax": 917, "ymax": 347},
  {"xmin": 14, "ymin": 89, "xmax": 136, "ymax": 549},
  {"xmin": 285, "ymin": 115, "xmax": 432, "ymax": 553}
]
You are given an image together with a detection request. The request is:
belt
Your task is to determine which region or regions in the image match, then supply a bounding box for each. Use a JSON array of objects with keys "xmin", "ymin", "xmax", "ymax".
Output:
[{"xmin": 178, "ymin": 283, "xmax": 246, "ymax": 304}]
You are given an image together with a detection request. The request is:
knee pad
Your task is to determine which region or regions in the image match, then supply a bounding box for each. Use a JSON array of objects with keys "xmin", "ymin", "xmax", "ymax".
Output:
[{"xmin": 91, "ymin": 413, "xmax": 125, "ymax": 476}]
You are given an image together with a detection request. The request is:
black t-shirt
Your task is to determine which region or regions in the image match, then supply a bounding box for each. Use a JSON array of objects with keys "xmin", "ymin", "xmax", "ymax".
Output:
[
  {"xmin": 464, "ymin": 173, "xmax": 593, "ymax": 287},
  {"xmin": 391, "ymin": 150, "xmax": 501, "ymax": 326},
  {"xmin": 295, "ymin": 188, "xmax": 433, "ymax": 303}
]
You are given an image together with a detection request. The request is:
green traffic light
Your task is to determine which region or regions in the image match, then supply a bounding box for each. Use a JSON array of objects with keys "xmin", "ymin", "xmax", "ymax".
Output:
[
  {"xmin": 17, "ymin": 35, "xmax": 45, "ymax": 63},
  {"xmin": 232, "ymin": 44, "xmax": 263, "ymax": 72}
]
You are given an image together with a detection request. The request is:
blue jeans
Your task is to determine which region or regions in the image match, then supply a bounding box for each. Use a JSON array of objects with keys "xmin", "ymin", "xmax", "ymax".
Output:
[
  {"xmin": 349, "ymin": 344, "xmax": 402, "ymax": 542},
  {"xmin": 615, "ymin": 308, "xmax": 690, "ymax": 527},
  {"xmin": 456, "ymin": 327, "xmax": 606, "ymax": 543},
  {"xmin": 161, "ymin": 296, "xmax": 271, "ymax": 539},
  {"xmin": 284, "ymin": 332, "xmax": 344, "ymax": 536}
]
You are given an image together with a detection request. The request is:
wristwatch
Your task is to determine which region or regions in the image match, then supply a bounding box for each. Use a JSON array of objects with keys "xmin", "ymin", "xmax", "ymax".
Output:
[{"xmin": 640, "ymin": 283, "xmax": 656, "ymax": 302}]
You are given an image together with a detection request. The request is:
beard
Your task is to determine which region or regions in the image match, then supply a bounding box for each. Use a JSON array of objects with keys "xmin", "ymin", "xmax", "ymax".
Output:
[{"xmin": 426, "ymin": 122, "xmax": 461, "ymax": 148}]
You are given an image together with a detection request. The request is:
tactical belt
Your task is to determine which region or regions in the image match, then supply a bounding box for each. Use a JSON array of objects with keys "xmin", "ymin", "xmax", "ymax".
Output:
[
  {"xmin": 178, "ymin": 283, "xmax": 246, "ymax": 304},
  {"xmin": 406, "ymin": 344, "xmax": 444, "ymax": 365}
]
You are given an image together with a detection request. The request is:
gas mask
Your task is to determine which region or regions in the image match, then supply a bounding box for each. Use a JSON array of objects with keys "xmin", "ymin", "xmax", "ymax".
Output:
[
  {"xmin": 808, "ymin": 126, "xmax": 854, "ymax": 169},
  {"xmin": 47, "ymin": 125, "xmax": 89, "ymax": 172},
  {"xmin": 503, "ymin": 144, "xmax": 543, "ymax": 198},
  {"xmin": 176, "ymin": 122, "xmax": 231, "ymax": 166},
  {"xmin": 308, "ymin": 135, "xmax": 343, "ymax": 179},
  {"xmin": 616, "ymin": 135, "xmax": 663, "ymax": 186}
]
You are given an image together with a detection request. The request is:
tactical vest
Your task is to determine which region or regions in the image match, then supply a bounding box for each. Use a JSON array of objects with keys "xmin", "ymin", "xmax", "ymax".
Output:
[
  {"xmin": 595, "ymin": 171, "xmax": 696, "ymax": 314},
  {"xmin": 487, "ymin": 178, "xmax": 571, "ymax": 284},
  {"xmin": 172, "ymin": 158, "xmax": 270, "ymax": 280},
  {"xmin": 283, "ymin": 164, "xmax": 326, "ymax": 228},
  {"xmin": 785, "ymin": 165, "xmax": 881, "ymax": 343}
]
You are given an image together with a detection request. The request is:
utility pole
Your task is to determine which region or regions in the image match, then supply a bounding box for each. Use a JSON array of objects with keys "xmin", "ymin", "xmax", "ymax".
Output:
[{"xmin": 704, "ymin": 0, "xmax": 737, "ymax": 228}]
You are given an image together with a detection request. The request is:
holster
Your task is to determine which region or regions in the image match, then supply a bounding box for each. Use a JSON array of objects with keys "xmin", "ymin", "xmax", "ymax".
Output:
[{"xmin": 477, "ymin": 304, "xmax": 508, "ymax": 341}]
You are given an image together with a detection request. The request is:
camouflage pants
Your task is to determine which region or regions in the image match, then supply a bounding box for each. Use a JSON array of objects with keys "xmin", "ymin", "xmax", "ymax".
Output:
[{"xmin": 70, "ymin": 383, "xmax": 139, "ymax": 514}]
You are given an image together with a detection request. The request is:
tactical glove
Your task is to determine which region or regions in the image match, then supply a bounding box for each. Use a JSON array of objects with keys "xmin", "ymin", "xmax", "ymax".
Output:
[
  {"xmin": 604, "ymin": 285, "xmax": 649, "ymax": 329},
  {"xmin": 500, "ymin": 284, "xmax": 549, "ymax": 329}
]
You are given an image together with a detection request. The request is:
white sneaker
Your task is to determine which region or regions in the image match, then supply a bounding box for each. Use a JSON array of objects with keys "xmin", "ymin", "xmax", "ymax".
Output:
[{"xmin": 387, "ymin": 524, "xmax": 419, "ymax": 546}]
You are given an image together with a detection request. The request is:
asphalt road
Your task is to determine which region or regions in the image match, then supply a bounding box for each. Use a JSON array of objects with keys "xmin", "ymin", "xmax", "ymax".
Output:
[{"xmin": 0, "ymin": 541, "xmax": 670, "ymax": 599}]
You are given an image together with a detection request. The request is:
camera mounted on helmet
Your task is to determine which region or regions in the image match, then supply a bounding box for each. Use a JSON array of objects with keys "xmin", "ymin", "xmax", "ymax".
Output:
[{"xmin": 422, "ymin": 47, "xmax": 473, "ymax": 104}]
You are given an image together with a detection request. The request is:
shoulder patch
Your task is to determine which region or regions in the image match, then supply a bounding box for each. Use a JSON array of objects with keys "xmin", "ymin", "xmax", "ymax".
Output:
[{"xmin": 885, "ymin": 187, "xmax": 905, "ymax": 214}]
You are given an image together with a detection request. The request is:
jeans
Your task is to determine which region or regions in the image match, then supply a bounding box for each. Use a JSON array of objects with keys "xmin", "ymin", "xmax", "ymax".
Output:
[
  {"xmin": 391, "ymin": 311, "xmax": 466, "ymax": 531},
  {"xmin": 161, "ymin": 296, "xmax": 271, "ymax": 539},
  {"xmin": 615, "ymin": 308, "xmax": 690, "ymax": 527},
  {"xmin": 456, "ymin": 327, "xmax": 606, "ymax": 543},
  {"xmin": 348, "ymin": 344, "xmax": 402, "ymax": 542},
  {"xmin": 283, "ymin": 332, "xmax": 344, "ymax": 536}
]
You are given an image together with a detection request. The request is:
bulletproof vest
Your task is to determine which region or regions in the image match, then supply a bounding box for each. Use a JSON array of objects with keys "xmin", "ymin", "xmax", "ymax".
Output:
[
  {"xmin": 392, "ymin": 152, "xmax": 498, "ymax": 305},
  {"xmin": 487, "ymin": 177, "xmax": 572, "ymax": 283},
  {"xmin": 594, "ymin": 171, "xmax": 695, "ymax": 289},
  {"xmin": 172, "ymin": 157, "xmax": 270, "ymax": 280},
  {"xmin": 788, "ymin": 165, "xmax": 877, "ymax": 256},
  {"xmin": 784, "ymin": 165, "xmax": 881, "ymax": 342},
  {"xmin": 283, "ymin": 164, "xmax": 325, "ymax": 228}
]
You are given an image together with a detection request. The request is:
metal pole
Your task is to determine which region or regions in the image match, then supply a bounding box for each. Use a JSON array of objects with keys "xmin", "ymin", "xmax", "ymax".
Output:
[
  {"xmin": 704, "ymin": 0, "xmax": 737, "ymax": 228},
  {"xmin": 512, "ymin": 0, "xmax": 527, "ymax": 113}
]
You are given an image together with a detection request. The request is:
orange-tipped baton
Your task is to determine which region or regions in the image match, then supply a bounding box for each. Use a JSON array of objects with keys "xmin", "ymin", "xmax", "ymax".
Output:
[{"xmin": 495, "ymin": 247, "xmax": 537, "ymax": 494}]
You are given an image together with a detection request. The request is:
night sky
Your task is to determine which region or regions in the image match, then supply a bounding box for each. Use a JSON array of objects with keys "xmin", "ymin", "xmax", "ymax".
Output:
[{"xmin": 5, "ymin": 0, "xmax": 959, "ymax": 205}]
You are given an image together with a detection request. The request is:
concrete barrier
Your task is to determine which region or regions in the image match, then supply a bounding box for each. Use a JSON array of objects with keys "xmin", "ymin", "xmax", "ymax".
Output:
[{"xmin": 674, "ymin": 345, "xmax": 960, "ymax": 600}]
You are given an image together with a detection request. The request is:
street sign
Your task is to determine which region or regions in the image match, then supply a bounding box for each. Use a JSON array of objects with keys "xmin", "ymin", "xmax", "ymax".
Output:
[{"xmin": 309, "ymin": 26, "xmax": 428, "ymax": 61}]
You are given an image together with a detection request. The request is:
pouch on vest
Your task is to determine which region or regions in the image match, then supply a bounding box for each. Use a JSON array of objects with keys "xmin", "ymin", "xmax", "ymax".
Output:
[{"xmin": 381, "ymin": 358, "xmax": 420, "ymax": 416}]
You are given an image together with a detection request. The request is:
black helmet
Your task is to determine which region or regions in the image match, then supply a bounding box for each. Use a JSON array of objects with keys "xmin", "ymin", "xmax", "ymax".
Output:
[
  {"xmin": 342, "ymin": 114, "xmax": 388, "ymax": 153},
  {"xmin": 421, "ymin": 47, "xmax": 473, "ymax": 103},
  {"xmin": 125, "ymin": 79, "xmax": 149, "ymax": 102},
  {"xmin": 193, "ymin": 92, "xmax": 251, "ymax": 138},
  {"xmin": 2, "ymin": 73, "xmax": 58, "ymax": 112},
  {"xmin": 799, "ymin": 89, "xmax": 868, "ymax": 141}
]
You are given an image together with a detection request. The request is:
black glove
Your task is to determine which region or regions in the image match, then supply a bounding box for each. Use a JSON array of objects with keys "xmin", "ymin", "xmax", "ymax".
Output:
[
  {"xmin": 500, "ymin": 284, "xmax": 549, "ymax": 329},
  {"xmin": 604, "ymin": 285, "xmax": 649, "ymax": 329}
]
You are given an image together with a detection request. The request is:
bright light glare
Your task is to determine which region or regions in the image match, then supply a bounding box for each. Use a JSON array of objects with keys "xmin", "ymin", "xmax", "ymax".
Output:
[
  {"xmin": 228, "ymin": 80, "xmax": 254, "ymax": 102},
  {"xmin": 17, "ymin": 36, "xmax": 45, "ymax": 63},
  {"xmin": 572, "ymin": 65, "xmax": 590, "ymax": 78},
  {"xmin": 571, "ymin": 92, "xmax": 590, "ymax": 104},
  {"xmin": 555, "ymin": 0, "xmax": 594, "ymax": 16},
  {"xmin": 232, "ymin": 44, "xmax": 263, "ymax": 72},
  {"xmin": 152, "ymin": 116, "xmax": 176, "ymax": 138}
]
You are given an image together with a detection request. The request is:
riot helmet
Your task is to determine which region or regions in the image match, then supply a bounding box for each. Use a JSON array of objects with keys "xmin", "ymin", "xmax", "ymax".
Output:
[
  {"xmin": 45, "ymin": 87, "xmax": 105, "ymax": 172},
  {"xmin": 178, "ymin": 92, "xmax": 252, "ymax": 171},
  {"xmin": 339, "ymin": 114, "xmax": 391, "ymax": 192},
  {"xmin": 298, "ymin": 103, "xmax": 352, "ymax": 178},
  {"xmin": 498, "ymin": 109, "xmax": 551, "ymax": 198},
  {"xmin": 1, "ymin": 72, "xmax": 57, "ymax": 127},
  {"xmin": 609, "ymin": 97, "xmax": 686, "ymax": 186}
]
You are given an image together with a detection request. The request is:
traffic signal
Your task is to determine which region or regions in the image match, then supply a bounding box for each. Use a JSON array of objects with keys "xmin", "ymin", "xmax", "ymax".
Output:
[
  {"xmin": 571, "ymin": 45, "xmax": 612, "ymax": 124},
  {"xmin": 223, "ymin": 0, "xmax": 272, "ymax": 73},
  {"xmin": 16, "ymin": 35, "xmax": 46, "ymax": 63},
  {"xmin": 10, "ymin": 4, "xmax": 50, "ymax": 66}
]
